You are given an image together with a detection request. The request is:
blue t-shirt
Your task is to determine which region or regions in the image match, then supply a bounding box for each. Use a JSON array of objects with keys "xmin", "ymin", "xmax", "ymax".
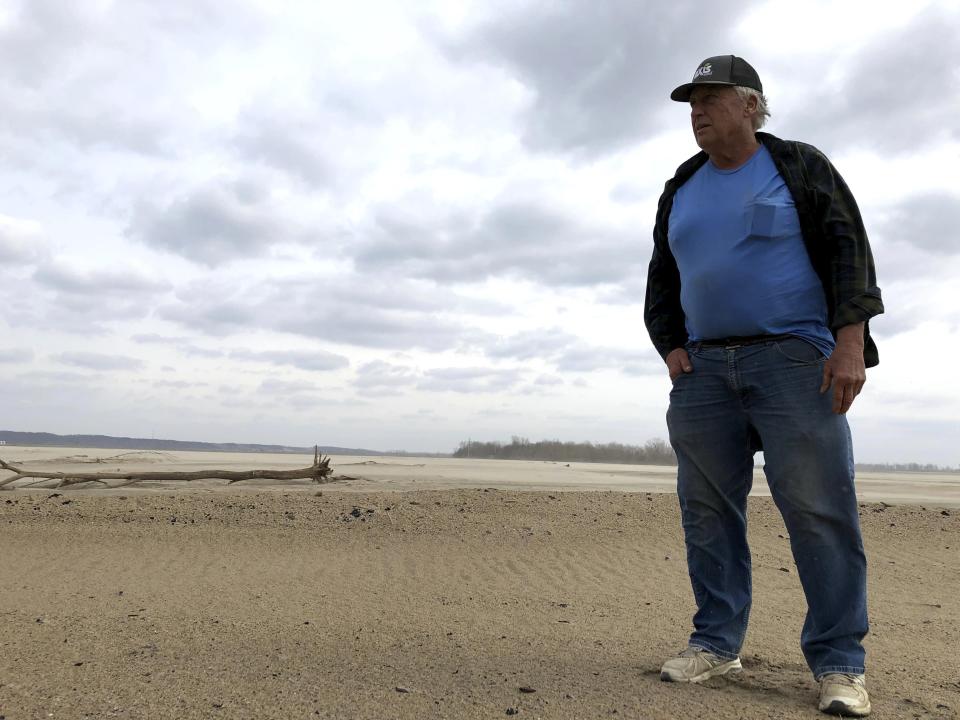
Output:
[{"xmin": 667, "ymin": 145, "xmax": 835, "ymax": 356}]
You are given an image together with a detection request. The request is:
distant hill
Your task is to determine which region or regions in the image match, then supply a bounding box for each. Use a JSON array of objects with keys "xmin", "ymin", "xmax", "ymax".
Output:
[{"xmin": 0, "ymin": 430, "xmax": 385, "ymax": 456}]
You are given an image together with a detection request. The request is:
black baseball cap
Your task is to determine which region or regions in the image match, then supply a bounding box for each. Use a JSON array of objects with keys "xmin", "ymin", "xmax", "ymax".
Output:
[{"xmin": 670, "ymin": 55, "xmax": 762, "ymax": 102}]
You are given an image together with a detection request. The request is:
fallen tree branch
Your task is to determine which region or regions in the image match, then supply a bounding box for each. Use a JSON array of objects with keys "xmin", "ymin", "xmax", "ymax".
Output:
[{"xmin": 0, "ymin": 446, "xmax": 334, "ymax": 490}]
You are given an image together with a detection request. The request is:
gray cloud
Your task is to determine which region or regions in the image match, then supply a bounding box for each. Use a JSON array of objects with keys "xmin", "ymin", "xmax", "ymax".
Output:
[
  {"xmin": 518, "ymin": 373, "xmax": 566, "ymax": 396},
  {"xmin": 855, "ymin": 415, "xmax": 960, "ymax": 466},
  {"xmin": 230, "ymin": 348, "xmax": 349, "ymax": 372},
  {"xmin": 132, "ymin": 333, "xmax": 190, "ymax": 345},
  {"xmin": 229, "ymin": 59, "xmax": 453, "ymax": 192},
  {"xmin": 15, "ymin": 260, "xmax": 173, "ymax": 333},
  {"xmin": 515, "ymin": 375, "xmax": 566, "ymax": 397},
  {"xmin": 234, "ymin": 114, "xmax": 335, "ymax": 188},
  {"xmin": 0, "ymin": 348, "xmax": 35, "ymax": 363},
  {"xmin": 0, "ymin": 1, "xmax": 262, "ymax": 159},
  {"xmin": 254, "ymin": 378, "xmax": 341, "ymax": 411},
  {"xmin": 483, "ymin": 327, "xmax": 661, "ymax": 375},
  {"xmin": 159, "ymin": 290, "xmax": 256, "ymax": 336},
  {"xmin": 0, "ymin": 215, "xmax": 45, "ymax": 265},
  {"xmin": 53, "ymin": 352, "xmax": 145, "ymax": 371},
  {"xmin": 0, "ymin": 1, "xmax": 259, "ymax": 85},
  {"xmin": 777, "ymin": 7, "xmax": 960, "ymax": 153},
  {"xmin": 418, "ymin": 366, "xmax": 525, "ymax": 394},
  {"xmin": 182, "ymin": 345, "xmax": 226, "ymax": 359},
  {"xmin": 257, "ymin": 378, "xmax": 322, "ymax": 396},
  {"xmin": 486, "ymin": 327, "xmax": 580, "ymax": 360},
  {"xmin": 0, "ymin": 260, "xmax": 169, "ymax": 336},
  {"xmin": 3, "ymin": 102, "xmax": 171, "ymax": 157},
  {"xmin": 16, "ymin": 370, "xmax": 99, "ymax": 384},
  {"xmin": 0, "ymin": 2, "xmax": 98, "ymax": 87},
  {"xmin": 130, "ymin": 334, "xmax": 226, "ymax": 358},
  {"xmin": 357, "ymin": 199, "xmax": 643, "ymax": 286},
  {"xmin": 881, "ymin": 193, "xmax": 960, "ymax": 256},
  {"xmin": 129, "ymin": 181, "xmax": 294, "ymax": 266},
  {"xmin": 609, "ymin": 182, "xmax": 649, "ymax": 205},
  {"xmin": 533, "ymin": 374, "xmax": 564, "ymax": 387},
  {"xmin": 865, "ymin": 275, "xmax": 957, "ymax": 339},
  {"xmin": 161, "ymin": 274, "xmax": 496, "ymax": 352},
  {"xmin": 594, "ymin": 277, "xmax": 647, "ymax": 306},
  {"xmin": 33, "ymin": 262, "xmax": 171, "ymax": 296},
  {"xmin": 866, "ymin": 306, "xmax": 912, "ymax": 339},
  {"xmin": 555, "ymin": 346, "xmax": 659, "ymax": 374},
  {"xmin": 354, "ymin": 360, "xmax": 419, "ymax": 391},
  {"xmin": 152, "ymin": 379, "xmax": 208, "ymax": 389},
  {"xmin": 280, "ymin": 307, "xmax": 467, "ymax": 352},
  {"xmin": 444, "ymin": 0, "xmax": 751, "ymax": 156},
  {"xmin": 620, "ymin": 356, "xmax": 666, "ymax": 376}
]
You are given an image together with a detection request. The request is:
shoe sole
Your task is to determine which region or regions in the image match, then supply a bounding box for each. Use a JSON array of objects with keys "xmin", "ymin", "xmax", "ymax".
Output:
[
  {"xmin": 819, "ymin": 699, "xmax": 871, "ymax": 717},
  {"xmin": 660, "ymin": 658, "xmax": 742, "ymax": 683}
]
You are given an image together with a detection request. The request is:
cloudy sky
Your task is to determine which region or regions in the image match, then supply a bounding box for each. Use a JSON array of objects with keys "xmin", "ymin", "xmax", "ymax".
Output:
[{"xmin": 2, "ymin": 0, "xmax": 958, "ymax": 463}]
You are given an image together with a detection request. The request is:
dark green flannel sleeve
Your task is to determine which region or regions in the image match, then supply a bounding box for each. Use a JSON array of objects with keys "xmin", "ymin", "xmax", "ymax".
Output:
[
  {"xmin": 644, "ymin": 186, "xmax": 688, "ymax": 360},
  {"xmin": 803, "ymin": 148, "xmax": 884, "ymax": 330}
]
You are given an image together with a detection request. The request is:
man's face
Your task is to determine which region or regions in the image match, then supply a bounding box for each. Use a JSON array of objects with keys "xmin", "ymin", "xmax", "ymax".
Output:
[{"xmin": 688, "ymin": 86, "xmax": 754, "ymax": 152}]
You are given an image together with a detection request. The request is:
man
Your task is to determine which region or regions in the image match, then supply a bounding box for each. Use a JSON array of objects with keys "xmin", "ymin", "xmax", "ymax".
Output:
[{"xmin": 644, "ymin": 55, "xmax": 883, "ymax": 716}]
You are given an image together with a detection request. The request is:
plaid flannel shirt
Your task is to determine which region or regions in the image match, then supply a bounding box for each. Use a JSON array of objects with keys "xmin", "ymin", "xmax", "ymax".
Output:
[{"xmin": 644, "ymin": 132, "xmax": 884, "ymax": 367}]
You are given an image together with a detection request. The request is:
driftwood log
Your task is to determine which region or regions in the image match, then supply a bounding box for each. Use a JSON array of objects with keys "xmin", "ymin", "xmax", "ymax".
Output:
[{"xmin": 0, "ymin": 446, "xmax": 334, "ymax": 490}]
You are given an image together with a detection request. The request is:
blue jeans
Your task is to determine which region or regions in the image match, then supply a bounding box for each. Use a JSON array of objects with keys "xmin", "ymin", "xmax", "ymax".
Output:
[{"xmin": 666, "ymin": 337, "xmax": 868, "ymax": 679}]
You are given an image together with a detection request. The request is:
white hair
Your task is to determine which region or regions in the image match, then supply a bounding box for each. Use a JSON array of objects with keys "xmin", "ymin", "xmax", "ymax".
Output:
[{"xmin": 735, "ymin": 86, "xmax": 770, "ymax": 130}]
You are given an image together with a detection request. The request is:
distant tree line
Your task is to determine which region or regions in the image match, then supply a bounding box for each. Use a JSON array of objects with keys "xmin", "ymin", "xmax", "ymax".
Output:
[
  {"xmin": 453, "ymin": 436, "xmax": 677, "ymax": 465},
  {"xmin": 854, "ymin": 462, "xmax": 959, "ymax": 474},
  {"xmin": 451, "ymin": 438, "xmax": 957, "ymax": 472}
]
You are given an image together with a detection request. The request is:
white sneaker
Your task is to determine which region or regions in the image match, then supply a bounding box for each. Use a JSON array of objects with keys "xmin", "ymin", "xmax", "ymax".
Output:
[
  {"xmin": 818, "ymin": 673, "xmax": 871, "ymax": 716},
  {"xmin": 660, "ymin": 646, "xmax": 742, "ymax": 683}
]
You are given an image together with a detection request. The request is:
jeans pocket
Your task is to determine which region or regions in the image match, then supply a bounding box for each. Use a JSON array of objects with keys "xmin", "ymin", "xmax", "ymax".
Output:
[
  {"xmin": 773, "ymin": 337, "xmax": 825, "ymax": 365},
  {"xmin": 670, "ymin": 349, "xmax": 701, "ymax": 385}
]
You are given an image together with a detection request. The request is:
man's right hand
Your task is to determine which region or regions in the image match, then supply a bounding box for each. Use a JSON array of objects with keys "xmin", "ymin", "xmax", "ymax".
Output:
[{"xmin": 666, "ymin": 348, "xmax": 693, "ymax": 381}]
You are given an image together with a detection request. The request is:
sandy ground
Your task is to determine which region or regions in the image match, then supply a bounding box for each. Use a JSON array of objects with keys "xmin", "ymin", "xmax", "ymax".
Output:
[{"xmin": 1, "ymin": 449, "xmax": 958, "ymax": 719}]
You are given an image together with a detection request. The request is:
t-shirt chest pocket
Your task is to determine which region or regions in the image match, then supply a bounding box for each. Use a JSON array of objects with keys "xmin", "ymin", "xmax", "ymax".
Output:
[{"xmin": 749, "ymin": 199, "xmax": 801, "ymax": 239}]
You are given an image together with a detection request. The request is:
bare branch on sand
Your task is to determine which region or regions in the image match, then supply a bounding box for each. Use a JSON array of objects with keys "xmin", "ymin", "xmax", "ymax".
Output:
[{"xmin": 0, "ymin": 446, "xmax": 335, "ymax": 490}]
